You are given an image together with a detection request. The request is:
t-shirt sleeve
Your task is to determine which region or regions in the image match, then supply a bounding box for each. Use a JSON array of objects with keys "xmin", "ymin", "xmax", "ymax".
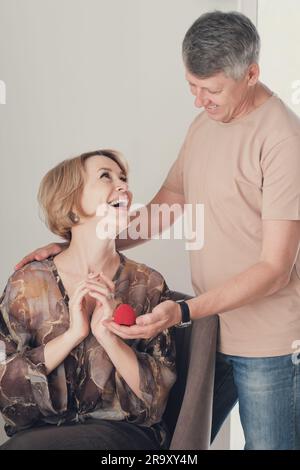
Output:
[
  {"xmin": 261, "ymin": 135, "xmax": 300, "ymax": 220},
  {"xmin": 161, "ymin": 139, "xmax": 186, "ymax": 196}
]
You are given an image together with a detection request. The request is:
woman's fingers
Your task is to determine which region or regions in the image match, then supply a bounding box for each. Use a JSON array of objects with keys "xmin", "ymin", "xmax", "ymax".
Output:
[
  {"xmin": 89, "ymin": 291, "xmax": 111, "ymax": 315},
  {"xmin": 70, "ymin": 281, "xmax": 89, "ymax": 308},
  {"xmin": 76, "ymin": 288, "xmax": 90, "ymax": 309},
  {"xmin": 73, "ymin": 280, "xmax": 87, "ymax": 293},
  {"xmin": 85, "ymin": 279, "xmax": 112, "ymax": 297},
  {"xmin": 86, "ymin": 274, "xmax": 115, "ymax": 293},
  {"xmin": 99, "ymin": 272, "xmax": 115, "ymax": 292},
  {"xmin": 88, "ymin": 272, "xmax": 100, "ymax": 280},
  {"xmin": 89, "ymin": 288, "xmax": 115, "ymax": 319},
  {"xmin": 89, "ymin": 290, "xmax": 107, "ymax": 303}
]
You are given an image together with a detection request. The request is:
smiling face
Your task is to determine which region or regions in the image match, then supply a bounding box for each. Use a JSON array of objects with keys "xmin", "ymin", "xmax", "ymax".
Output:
[
  {"xmin": 79, "ymin": 155, "xmax": 132, "ymax": 237},
  {"xmin": 185, "ymin": 65, "xmax": 259, "ymax": 123}
]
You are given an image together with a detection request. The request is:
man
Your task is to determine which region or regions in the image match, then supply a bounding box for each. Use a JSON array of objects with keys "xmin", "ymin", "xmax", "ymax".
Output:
[{"xmin": 16, "ymin": 12, "xmax": 300, "ymax": 449}]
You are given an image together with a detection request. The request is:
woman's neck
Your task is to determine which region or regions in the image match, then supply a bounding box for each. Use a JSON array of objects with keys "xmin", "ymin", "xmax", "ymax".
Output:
[{"xmin": 55, "ymin": 227, "xmax": 120, "ymax": 279}]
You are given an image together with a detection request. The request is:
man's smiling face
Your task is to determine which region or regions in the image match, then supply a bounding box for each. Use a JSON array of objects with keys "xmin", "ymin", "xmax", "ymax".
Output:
[{"xmin": 185, "ymin": 68, "xmax": 254, "ymax": 123}]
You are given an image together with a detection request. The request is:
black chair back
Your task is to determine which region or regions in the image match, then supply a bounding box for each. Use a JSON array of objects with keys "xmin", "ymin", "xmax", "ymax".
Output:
[{"xmin": 162, "ymin": 291, "xmax": 193, "ymax": 439}]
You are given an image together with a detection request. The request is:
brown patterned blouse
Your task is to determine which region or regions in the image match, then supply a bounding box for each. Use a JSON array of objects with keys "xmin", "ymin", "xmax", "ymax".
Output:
[{"xmin": 0, "ymin": 254, "xmax": 176, "ymax": 447}]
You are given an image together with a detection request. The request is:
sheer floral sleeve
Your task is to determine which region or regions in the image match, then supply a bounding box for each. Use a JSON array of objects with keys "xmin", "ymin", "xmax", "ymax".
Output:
[{"xmin": 0, "ymin": 269, "xmax": 62, "ymax": 436}]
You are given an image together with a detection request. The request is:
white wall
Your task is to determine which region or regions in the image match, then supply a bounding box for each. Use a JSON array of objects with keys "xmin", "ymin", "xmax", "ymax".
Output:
[
  {"xmin": 258, "ymin": 0, "xmax": 300, "ymax": 115},
  {"xmin": 0, "ymin": 0, "xmax": 239, "ymax": 294},
  {"xmin": 0, "ymin": 0, "xmax": 240, "ymax": 448}
]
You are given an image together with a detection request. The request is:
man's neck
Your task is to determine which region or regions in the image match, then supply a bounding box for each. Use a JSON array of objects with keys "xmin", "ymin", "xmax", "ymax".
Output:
[{"xmin": 230, "ymin": 82, "xmax": 273, "ymax": 123}]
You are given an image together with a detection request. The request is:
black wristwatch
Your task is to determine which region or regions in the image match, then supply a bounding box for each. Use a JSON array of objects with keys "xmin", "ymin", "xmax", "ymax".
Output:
[{"xmin": 175, "ymin": 300, "xmax": 192, "ymax": 328}]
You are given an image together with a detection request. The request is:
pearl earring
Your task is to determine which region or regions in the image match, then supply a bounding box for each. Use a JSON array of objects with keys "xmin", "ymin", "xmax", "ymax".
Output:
[{"xmin": 70, "ymin": 211, "xmax": 80, "ymax": 223}]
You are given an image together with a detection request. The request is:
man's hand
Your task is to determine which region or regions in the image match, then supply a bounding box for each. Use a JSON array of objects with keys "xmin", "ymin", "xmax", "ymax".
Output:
[
  {"xmin": 103, "ymin": 300, "xmax": 182, "ymax": 340},
  {"xmin": 15, "ymin": 242, "xmax": 68, "ymax": 270}
]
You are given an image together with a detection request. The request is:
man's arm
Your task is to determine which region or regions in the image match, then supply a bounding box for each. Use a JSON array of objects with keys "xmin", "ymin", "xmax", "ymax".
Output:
[
  {"xmin": 105, "ymin": 219, "xmax": 300, "ymax": 339},
  {"xmin": 116, "ymin": 185, "xmax": 185, "ymax": 251},
  {"xmin": 186, "ymin": 219, "xmax": 300, "ymax": 319}
]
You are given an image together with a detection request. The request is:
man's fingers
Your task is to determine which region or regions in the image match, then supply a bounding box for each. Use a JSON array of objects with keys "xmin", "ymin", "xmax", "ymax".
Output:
[
  {"xmin": 104, "ymin": 321, "xmax": 155, "ymax": 339},
  {"xmin": 35, "ymin": 249, "xmax": 50, "ymax": 260},
  {"xmin": 15, "ymin": 251, "xmax": 40, "ymax": 270},
  {"xmin": 104, "ymin": 321, "xmax": 146, "ymax": 339},
  {"xmin": 36, "ymin": 243, "xmax": 62, "ymax": 260},
  {"xmin": 136, "ymin": 312, "xmax": 161, "ymax": 326},
  {"xmin": 15, "ymin": 257, "xmax": 31, "ymax": 270},
  {"xmin": 14, "ymin": 243, "xmax": 65, "ymax": 271}
]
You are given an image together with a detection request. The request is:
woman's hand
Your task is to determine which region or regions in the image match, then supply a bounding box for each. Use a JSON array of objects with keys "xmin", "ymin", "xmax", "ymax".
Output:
[
  {"xmin": 67, "ymin": 280, "xmax": 91, "ymax": 345},
  {"xmin": 88, "ymin": 273, "xmax": 117, "ymax": 344}
]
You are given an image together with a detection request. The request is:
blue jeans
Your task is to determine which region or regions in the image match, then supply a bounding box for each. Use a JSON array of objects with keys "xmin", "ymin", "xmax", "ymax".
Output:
[{"xmin": 211, "ymin": 352, "xmax": 300, "ymax": 450}]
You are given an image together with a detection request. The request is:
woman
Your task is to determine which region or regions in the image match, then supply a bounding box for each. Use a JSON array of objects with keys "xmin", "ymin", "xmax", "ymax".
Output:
[{"xmin": 0, "ymin": 150, "xmax": 176, "ymax": 450}]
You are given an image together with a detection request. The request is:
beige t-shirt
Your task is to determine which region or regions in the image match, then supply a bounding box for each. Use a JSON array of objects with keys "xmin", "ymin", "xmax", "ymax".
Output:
[{"xmin": 163, "ymin": 95, "xmax": 300, "ymax": 357}]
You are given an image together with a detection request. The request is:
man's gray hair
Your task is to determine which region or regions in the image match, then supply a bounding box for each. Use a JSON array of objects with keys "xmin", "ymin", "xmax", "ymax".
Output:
[{"xmin": 182, "ymin": 11, "xmax": 260, "ymax": 80}]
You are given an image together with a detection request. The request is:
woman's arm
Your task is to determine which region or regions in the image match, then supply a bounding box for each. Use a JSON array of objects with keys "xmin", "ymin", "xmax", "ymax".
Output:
[
  {"xmin": 96, "ymin": 330, "xmax": 144, "ymax": 400},
  {"xmin": 43, "ymin": 330, "xmax": 82, "ymax": 375},
  {"xmin": 89, "ymin": 273, "xmax": 176, "ymax": 425},
  {"xmin": 99, "ymin": 324, "xmax": 176, "ymax": 425},
  {"xmin": 0, "ymin": 269, "xmax": 92, "ymax": 433},
  {"xmin": 44, "ymin": 278, "xmax": 92, "ymax": 374},
  {"xmin": 0, "ymin": 273, "xmax": 60, "ymax": 431}
]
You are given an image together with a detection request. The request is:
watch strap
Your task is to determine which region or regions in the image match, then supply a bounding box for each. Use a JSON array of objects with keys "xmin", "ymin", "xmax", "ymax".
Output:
[{"xmin": 175, "ymin": 300, "xmax": 192, "ymax": 328}]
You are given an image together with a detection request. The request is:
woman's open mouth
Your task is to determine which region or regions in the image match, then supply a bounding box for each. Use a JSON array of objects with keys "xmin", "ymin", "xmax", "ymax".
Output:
[{"xmin": 107, "ymin": 197, "xmax": 129, "ymax": 210}]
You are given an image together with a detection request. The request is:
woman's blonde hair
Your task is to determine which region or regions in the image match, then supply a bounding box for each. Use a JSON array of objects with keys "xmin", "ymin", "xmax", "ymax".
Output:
[{"xmin": 38, "ymin": 149, "xmax": 128, "ymax": 241}]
